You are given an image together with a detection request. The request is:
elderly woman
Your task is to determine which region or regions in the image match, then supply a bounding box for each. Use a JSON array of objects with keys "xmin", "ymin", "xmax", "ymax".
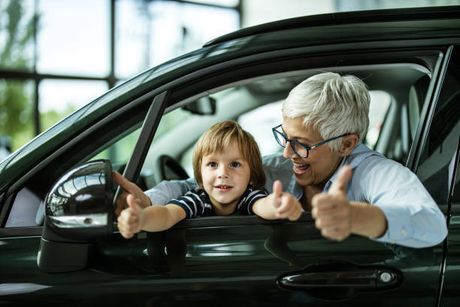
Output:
[{"xmin": 114, "ymin": 72, "xmax": 447, "ymax": 248}]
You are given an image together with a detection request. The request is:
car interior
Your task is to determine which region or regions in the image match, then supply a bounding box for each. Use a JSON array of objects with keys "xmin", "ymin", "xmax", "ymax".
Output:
[{"xmin": 139, "ymin": 64, "xmax": 431, "ymax": 189}]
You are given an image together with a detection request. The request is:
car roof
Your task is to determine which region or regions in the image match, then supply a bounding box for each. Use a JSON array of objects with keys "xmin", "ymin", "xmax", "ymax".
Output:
[{"xmin": 205, "ymin": 5, "xmax": 460, "ymax": 47}]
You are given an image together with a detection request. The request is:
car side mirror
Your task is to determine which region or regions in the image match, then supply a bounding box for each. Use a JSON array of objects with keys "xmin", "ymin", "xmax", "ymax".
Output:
[{"xmin": 37, "ymin": 160, "xmax": 114, "ymax": 272}]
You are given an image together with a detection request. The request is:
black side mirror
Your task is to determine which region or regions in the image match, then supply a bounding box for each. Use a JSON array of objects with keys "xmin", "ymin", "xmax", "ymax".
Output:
[{"xmin": 37, "ymin": 160, "xmax": 113, "ymax": 272}]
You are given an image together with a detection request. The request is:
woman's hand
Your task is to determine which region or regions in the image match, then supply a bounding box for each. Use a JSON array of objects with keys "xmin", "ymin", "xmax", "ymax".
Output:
[
  {"xmin": 311, "ymin": 165, "xmax": 387, "ymax": 241},
  {"xmin": 311, "ymin": 166, "xmax": 352, "ymax": 241}
]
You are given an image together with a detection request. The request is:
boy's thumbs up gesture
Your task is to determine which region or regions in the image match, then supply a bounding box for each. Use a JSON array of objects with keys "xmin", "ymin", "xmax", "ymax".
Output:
[
  {"xmin": 311, "ymin": 165, "xmax": 353, "ymax": 241},
  {"xmin": 117, "ymin": 194, "xmax": 145, "ymax": 239},
  {"xmin": 272, "ymin": 180, "xmax": 303, "ymax": 221},
  {"xmin": 253, "ymin": 180, "xmax": 302, "ymax": 221}
]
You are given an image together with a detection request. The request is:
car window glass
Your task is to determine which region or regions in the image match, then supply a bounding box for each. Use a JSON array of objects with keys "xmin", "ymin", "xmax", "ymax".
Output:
[
  {"xmin": 238, "ymin": 100, "xmax": 283, "ymax": 156},
  {"xmin": 5, "ymin": 188, "xmax": 42, "ymax": 227},
  {"xmin": 450, "ymin": 140, "xmax": 460, "ymax": 206},
  {"xmin": 416, "ymin": 49, "xmax": 460, "ymax": 208},
  {"xmin": 453, "ymin": 153, "xmax": 460, "ymax": 205},
  {"xmin": 141, "ymin": 107, "xmax": 194, "ymax": 187},
  {"xmin": 366, "ymin": 91, "xmax": 392, "ymax": 149},
  {"xmin": 92, "ymin": 127, "xmax": 141, "ymax": 172}
]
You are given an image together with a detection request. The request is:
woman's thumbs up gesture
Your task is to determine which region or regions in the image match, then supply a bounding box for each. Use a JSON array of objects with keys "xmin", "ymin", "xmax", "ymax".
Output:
[{"xmin": 311, "ymin": 165, "xmax": 353, "ymax": 241}]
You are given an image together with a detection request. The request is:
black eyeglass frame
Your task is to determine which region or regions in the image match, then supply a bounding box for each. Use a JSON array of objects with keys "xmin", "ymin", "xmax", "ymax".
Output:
[{"xmin": 272, "ymin": 124, "xmax": 352, "ymax": 158}]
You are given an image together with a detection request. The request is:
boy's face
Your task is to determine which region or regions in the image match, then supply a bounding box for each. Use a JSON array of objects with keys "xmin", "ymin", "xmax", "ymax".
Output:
[{"xmin": 200, "ymin": 142, "xmax": 251, "ymax": 215}]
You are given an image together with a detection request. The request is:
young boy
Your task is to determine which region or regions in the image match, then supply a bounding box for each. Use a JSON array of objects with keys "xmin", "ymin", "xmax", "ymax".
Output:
[{"xmin": 116, "ymin": 120, "xmax": 302, "ymax": 239}]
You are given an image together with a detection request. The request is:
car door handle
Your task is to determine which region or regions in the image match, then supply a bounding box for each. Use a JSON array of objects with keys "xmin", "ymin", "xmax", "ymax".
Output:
[{"xmin": 278, "ymin": 263, "xmax": 402, "ymax": 291}]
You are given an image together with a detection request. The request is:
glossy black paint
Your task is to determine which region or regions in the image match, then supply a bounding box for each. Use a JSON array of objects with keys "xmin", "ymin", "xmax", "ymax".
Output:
[
  {"xmin": 0, "ymin": 5, "xmax": 459, "ymax": 307},
  {"xmin": 45, "ymin": 160, "xmax": 112, "ymax": 221},
  {"xmin": 37, "ymin": 160, "xmax": 113, "ymax": 273},
  {"xmin": 0, "ymin": 217, "xmax": 445, "ymax": 306}
]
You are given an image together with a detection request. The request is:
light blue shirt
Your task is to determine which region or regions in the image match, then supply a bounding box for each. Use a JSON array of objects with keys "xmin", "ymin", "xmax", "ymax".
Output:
[{"xmin": 145, "ymin": 144, "xmax": 447, "ymax": 248}]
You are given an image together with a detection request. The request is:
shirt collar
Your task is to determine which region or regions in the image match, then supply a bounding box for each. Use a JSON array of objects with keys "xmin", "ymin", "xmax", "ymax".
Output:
[
  {"xmin": 324, "ymin": 144, "xmax": 381, "ymax": 192},
  {"xmin": 289, "ymin": 143, "xmax": 381, "ymax": 195}
]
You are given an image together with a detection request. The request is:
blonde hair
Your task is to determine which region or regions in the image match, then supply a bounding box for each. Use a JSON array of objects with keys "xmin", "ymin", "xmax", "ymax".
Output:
[
  {"xmin": 192, "ymin": 120, "xmax": 265, "ymax": 189},
  {"xmin": 282, "ymin": 72, "xmax": 370, "ymax": 151}
]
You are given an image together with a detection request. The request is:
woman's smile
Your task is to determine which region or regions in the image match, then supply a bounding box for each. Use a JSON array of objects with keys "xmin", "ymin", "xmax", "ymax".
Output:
[{"xmin": 292, "ymin": 161, "xmax": 310, "ymax": 175}]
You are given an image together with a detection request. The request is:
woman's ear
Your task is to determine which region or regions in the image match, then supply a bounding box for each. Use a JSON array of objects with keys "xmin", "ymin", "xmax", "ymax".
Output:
[{"xmin": 340, "ymin": 134, "xmax": 359, "ymax": 156}]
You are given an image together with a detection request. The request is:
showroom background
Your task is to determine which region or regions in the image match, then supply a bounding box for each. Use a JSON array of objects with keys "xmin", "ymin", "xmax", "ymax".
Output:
[{"xmin": 0, "ymin": 0, "xmax": 459, "ymax": 158}]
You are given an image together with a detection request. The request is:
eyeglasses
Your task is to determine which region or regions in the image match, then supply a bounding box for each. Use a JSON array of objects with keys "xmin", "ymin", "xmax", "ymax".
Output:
[{"xmin": 272, "ymin": 124, "xmax": 351, "ymax": 158}]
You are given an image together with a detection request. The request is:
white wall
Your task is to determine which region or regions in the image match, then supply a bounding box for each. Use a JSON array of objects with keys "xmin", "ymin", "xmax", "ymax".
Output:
[
  {"xmin": 240, "ymin": 0, "xmax": 460, "ymax": 28},
  {"xmin": 241, "ymin": 0, "xmax": 335, "ymax": 27}
]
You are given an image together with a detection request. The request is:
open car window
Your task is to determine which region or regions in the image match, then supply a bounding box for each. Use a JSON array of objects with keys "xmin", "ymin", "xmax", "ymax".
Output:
[
  {"xmin": 142, "ymin": 64, "xmax": 431, "ymax": 192},
  {"xmin": 3, "ymin": 60, "xmax": 434, "ymax": 229}
]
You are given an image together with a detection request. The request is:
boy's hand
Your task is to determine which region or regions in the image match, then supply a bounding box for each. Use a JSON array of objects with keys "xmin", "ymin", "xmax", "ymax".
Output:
[
  {"xmin": 311, "ymin": 165, "xmax": 352, "ymax": 241},
  {"xmin": 113, "ymin": 172, "xmax": 151, "ymax": 216},
  {"xmin": 272, "ymin": 180, "xmax": 302, "ymax": 221},
  {"xmin": 117, "ymin": 194, "xmax": 144, "ymax": 239}
]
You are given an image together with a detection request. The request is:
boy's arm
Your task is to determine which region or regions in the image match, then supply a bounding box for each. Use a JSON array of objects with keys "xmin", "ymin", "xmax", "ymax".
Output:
[
  {"xmin": 113, "ymin": 172, "xmax": 196, "ymax": 214},
  {"xmin": 252, "ymin": 180, "xmax": 302, "ymax": 221},
  {"xmin": 117, "ymin": 194, "xmax": 186, "ymax": 239},
  {"xmin": 139, "ymin": 203, "xmax": 187, "ymax": 232}
]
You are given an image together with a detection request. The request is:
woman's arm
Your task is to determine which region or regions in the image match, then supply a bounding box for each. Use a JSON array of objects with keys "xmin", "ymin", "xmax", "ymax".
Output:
[
  {"xmin": 311, "ymin": 165, "xmax": 387, "ymax": 241},
  {"xmin": 311, "ymin": 164, "xmax": 447, "ymax": 248}
]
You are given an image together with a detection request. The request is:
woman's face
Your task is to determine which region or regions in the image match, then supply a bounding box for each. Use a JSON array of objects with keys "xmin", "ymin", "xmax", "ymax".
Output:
[{"xmin": 281, "ymin": 117, "xmax": 344, "ymax": 189}]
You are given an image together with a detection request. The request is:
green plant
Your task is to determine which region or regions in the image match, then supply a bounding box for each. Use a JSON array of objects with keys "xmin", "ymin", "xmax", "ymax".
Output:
[{"xmin": 0, "ymin": 0, "xmax": 38, "ymax": 151}]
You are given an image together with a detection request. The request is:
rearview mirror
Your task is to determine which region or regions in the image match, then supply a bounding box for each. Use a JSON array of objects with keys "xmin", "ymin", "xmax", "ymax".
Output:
[
  {"xmin": 182, "ymin": 96, "xmax": 216, "ymax": 115},
  {"xmin": 37, "ymin": 160, "xmax": 114, "ymax": 272}
]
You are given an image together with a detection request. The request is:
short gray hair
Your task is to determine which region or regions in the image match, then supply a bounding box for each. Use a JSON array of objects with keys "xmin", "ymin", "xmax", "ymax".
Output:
[{"xmin": 282, "ymin": 72, "xmax": 370, "ymax": 151}]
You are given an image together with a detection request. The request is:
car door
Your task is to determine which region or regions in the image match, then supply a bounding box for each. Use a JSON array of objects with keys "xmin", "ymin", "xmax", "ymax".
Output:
[
  {"xmin": 416, "ymin": 46, "xmax": 460, "ymax": 307},
  {"xmin": 0, "ymin": 48, "xmax": 451, "ymax": 307},
  {"xmin": 92, "ymin": 51, "xmax": 449, "ymax": 306},
  {"xmin": 123, "ymin": 50, "xmax": 450, "ymax": 306}
]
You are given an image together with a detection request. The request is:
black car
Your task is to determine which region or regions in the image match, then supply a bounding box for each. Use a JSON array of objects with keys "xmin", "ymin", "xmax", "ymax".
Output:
[{"xmin": 0, "ymin": 6, "xmax": 459, "ymax": 307}]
